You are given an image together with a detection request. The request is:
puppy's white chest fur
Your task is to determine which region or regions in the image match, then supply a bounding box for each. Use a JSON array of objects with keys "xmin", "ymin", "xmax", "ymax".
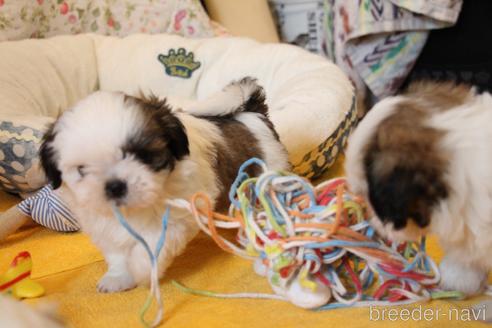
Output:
[{"xmin": 77, "ymin": 203, "xmax": 199, "ymax": 291}]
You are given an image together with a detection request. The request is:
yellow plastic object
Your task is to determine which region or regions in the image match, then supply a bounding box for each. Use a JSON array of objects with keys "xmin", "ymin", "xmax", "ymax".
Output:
[{"xmin": 0, "ymin": 251, "xmax": 44, "ymax": 298}]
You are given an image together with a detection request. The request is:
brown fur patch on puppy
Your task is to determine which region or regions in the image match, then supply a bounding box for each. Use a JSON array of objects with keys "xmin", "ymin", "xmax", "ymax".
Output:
[
  {"xmin": 201, "ymin": 78, "xmax": 280, "ymax": 211},
  {"xmin": 404, "ymin": 80, "xmax": 474, "ymax": 112},
  {"xmin": 209, "ymin": 118, "xmax": 263, "ymax": 211},
  {"xmin": 363, "ymin": 83, "xmax": 462, "ymax": 230},
  {"xmin": 39, "ymin": 122, "xmax": 62, "ymax": 189},
  {"xmin": 242, "ymin": 87, "xmax": 281, "ymax": 142},
  {"xmin": 122, "ymin": 95, "xmax": 189, "ymax": 172}
]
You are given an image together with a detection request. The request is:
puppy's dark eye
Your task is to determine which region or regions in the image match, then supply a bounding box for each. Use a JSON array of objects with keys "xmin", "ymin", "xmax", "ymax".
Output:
[{"xmin": 77, "ymin": 165, "xmax": 86, "ymax": 178}]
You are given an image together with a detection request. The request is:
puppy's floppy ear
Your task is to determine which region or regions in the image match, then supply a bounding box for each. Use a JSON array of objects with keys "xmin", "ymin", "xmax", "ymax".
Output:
[
  {"xmin": 124, "ymin": 95, "xmax": 189, "ymax": 171},
  {"xmin": 157, "ymin": 103, "xmax": 190, "ymax": 161},
  {"xmin": 365, "ymin": 161, "xmax": 448, "ymax": 230},
  {"xmin": 141, "ymin": 94, "xmax": 189, "ymax": 160},
  {"xmin": 39, "ymin": 123, "xmax": 62, "ymax": 189}
]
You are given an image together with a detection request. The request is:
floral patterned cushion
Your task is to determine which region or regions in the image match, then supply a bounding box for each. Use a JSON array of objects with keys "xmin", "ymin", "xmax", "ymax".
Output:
[{"xmin": 0, "ymin": 0, "xmax": 214, "ymax": 40}]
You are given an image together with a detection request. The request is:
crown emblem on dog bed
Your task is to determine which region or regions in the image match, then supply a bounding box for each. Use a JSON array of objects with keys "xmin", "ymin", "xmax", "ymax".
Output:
[{"xmin": 157, "ymin": 48, "xmax": 201, "ymax": 79}]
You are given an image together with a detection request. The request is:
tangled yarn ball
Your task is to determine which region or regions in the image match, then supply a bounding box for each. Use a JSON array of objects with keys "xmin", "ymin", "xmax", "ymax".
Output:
[{"xmin": 173, "ymin": 158, "xmax": 460, "ymax": 309}]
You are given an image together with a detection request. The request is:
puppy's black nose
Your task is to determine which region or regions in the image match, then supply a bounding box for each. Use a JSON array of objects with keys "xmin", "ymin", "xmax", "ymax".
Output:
[{"xmin": 105, "ymin": 179, "xmax": 127, "ymax": 200}]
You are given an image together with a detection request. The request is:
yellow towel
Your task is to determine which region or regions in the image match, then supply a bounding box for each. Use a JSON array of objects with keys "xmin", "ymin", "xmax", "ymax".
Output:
[{"xmin": 1, "ymin": 159, "xmax": 490, "ymax": 327}]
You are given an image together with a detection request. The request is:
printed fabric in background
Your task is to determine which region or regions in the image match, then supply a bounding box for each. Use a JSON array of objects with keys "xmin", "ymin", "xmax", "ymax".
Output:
[
  {"xmin": 270, "ymin": 0, "xmax": 463, "ymax": 101},
  {"xmin": 0, "ymin": 0, "xmax": 214, "ymax": 40}
]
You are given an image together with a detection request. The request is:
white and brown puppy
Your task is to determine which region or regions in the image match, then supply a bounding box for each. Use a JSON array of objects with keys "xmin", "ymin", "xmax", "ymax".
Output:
[
  {"xmin": 40, "ymin": 78, "xmax": 290, "ymax": 293},
  {"xmin": 345, "ymin": 81, "xmax": 492, "ymax": 300}
]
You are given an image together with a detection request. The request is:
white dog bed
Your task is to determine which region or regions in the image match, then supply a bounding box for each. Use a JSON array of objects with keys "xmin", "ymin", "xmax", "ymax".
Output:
[{"xmin": 0, "ymin": 33, "xmax": 355, "ymax": 194}]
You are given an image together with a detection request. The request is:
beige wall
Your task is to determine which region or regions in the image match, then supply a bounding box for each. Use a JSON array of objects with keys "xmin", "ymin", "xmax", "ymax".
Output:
[{"xmin": 204, "ymin": 0, "xmax": 280, "ymax": 43}]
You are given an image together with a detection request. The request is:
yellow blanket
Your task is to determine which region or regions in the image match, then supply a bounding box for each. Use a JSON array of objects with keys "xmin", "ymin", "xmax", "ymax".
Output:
[{"xmin": 0, "ymin": 160, "xmax": 490, "ymax": 327}]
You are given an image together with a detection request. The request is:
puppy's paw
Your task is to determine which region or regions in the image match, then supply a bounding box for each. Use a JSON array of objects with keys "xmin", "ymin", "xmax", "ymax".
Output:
[
  {"xmin": 96, "ymin": 271, "xmax": 136, "ymax": 293},
  {"xmin": 439, "ymin": 256, "xmax": 487, "ymax": 295}
]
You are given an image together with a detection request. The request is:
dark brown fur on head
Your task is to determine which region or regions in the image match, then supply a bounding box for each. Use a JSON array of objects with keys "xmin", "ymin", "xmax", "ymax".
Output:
[
  {"xmin": 122, "ymin": 95, "xmax": 189, "ymax": 172},
  {"xmin": 363, "ymin": 81, "xmax": 472, "ymax": 230},
  {"xmin": 39, "ymin": 122, "xmax": 62, "ymax": 189}
]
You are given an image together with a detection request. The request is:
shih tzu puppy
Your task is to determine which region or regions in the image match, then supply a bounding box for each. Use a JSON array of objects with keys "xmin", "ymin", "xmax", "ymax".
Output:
[
  {"xmin": 39, "ymin": 78, "xmax": 290, "ymax": 293},
  {"xmin": 345, "ymin": 81, "xmax": 492, "ymax": 301}
]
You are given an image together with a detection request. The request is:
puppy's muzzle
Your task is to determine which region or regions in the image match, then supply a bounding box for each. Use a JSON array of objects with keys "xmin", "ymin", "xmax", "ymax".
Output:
[{"xmin": 105, "ymin": 179, "xmax": 128, "ymax": 201}]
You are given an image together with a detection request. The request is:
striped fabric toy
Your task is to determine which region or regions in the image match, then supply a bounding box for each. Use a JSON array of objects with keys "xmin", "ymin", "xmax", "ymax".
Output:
[{"xmin": 17, "ymin": 185, "xmax": 79, "ymax": 232}]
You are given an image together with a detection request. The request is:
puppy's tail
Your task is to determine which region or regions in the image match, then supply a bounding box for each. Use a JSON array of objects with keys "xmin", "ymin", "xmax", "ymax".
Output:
[{"xmin": 184, "ymin": 77, "xmax": 268, "ymax": 117}]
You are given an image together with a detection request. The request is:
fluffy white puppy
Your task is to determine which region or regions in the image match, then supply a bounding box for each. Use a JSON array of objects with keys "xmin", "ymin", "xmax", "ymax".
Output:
[
  {"xmin": 345, "ymin": 81, "xmax": 492, "ymax": 301},
  {"xmin": 40, "ymin": 78, "xmax": 290, "ymax": 293}
]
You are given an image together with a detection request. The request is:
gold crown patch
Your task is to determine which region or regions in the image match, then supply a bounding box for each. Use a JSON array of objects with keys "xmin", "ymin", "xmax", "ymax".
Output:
[{"xmin": 157, "ymin": 48, "xmax": 201, "ymax": 79}]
